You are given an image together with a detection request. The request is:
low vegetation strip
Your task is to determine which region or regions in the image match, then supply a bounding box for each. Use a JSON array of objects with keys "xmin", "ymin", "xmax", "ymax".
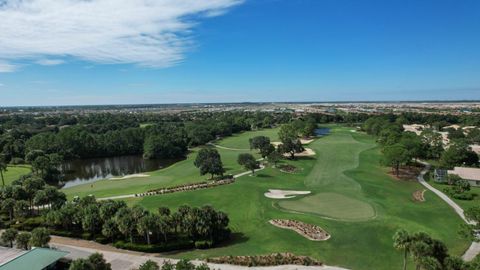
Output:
[
  {"xmin": 135, "ymin": 178, "xmax": 236, "ymax": 197},
  {"xmin": 269, "ymin": 219, "xmax": 330, "ymax": 241},
  {"xmin": 206, "ymin": 253, "xmax": 323, "ymax": 267}
]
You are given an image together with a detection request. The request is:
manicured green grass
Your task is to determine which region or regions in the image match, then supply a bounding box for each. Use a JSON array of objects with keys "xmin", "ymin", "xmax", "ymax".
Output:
[
  {"xmin": 430, "ymin": 181, "xmax": 480, "ymax": 210},
  {"xmin": 63, "ymin": 129, "xmax": 275, "ymax": 199},
  {"xmin": 277, "ymin": 192, "xmax": 376, "ymax": 221},
  {"xmin": 120, "ymin": 126, "xmax": 469, "ymax": 270},
  {"xmin": 1, "ymin": 165, "xmax": 31, "ymax": 186},
  {"xmin": 216, "ymin": 128, "xmax": 279, "ymax": 150}
]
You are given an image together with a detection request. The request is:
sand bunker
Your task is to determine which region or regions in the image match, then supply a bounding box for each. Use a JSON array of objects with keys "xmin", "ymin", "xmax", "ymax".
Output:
[
  {"xmin": 413, "ymin": 189, "xmax": 426, "ymax": 202},
  {"xmin": 269, "ymin": 219, "xmax": 330, "ymax": 241},
  {"xmin": 110, "ymin": 174, "xmax": 149, "ymax": 180},
  {"xmin": 271, "ymin": 142, "xmax": 316, "ymax": 157},
  {"xmin": 264, "ymin": 189, "xmax": 311, "ymax": 199},
  {"xmin": 300, "ymin": 138, "xmax": 315, "ymax": 144},
  {"xmin": 292, "ymin": 148, "xmax": 315, "ymax": 157},
  {"xmin": 272, "ymin": 140, "xmax": 314, "ymax": 146}
]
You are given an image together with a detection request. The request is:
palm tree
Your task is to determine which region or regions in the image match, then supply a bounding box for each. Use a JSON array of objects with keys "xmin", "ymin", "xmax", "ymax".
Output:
[
  {"xmin": 393, "ymin": 229, "xmax": 412, "ymax": 270},
  {"xmin": 416, "ymin": 256, "xmax": 441, "ymax": 270},
  {"xmin": 137, "ymin": 214, "xmax": 156, "ymax": 245},
  {"xmin": 1, "ymin": 228, "xmax": 18, "ymax": 248},
  {"xmin": 0, "ymin": 155, "xmax": 7, "ymax": 187},
  {"xmin": 1, "ymin": 198, "xmax": 16, "ymax": 221}
]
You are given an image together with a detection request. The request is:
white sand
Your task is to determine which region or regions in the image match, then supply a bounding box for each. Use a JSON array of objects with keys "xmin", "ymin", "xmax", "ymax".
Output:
[
  {"xmin": 110, "ymin": 174, "xmax": 150, "ymax": 180},
  {"xmin": 264, "ymin": 189, "xmax": 311, "ymax": 199},
  {"xmin": 297, "ymin": 147, "xmax": 315, "ymax": 156},
  {"xmin": 273, "ymin": 139, "xmax": 314, "ymax": 146},
  {"xmin": 300, "ymin": 138, "xmax": 315, "ymax": 144}
]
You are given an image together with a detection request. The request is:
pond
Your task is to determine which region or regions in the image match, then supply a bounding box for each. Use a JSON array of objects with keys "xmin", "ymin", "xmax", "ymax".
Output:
[
  {"xmin": 60, "ymin": 155, "xmax": 180, "ymax": 188},
  {"xmin": 315, "ymin": 127, "xmax": 330, "ymax": 136}
]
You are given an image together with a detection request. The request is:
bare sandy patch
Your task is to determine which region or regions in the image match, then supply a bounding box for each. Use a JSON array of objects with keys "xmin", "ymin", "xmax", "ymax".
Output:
[
  {"xmin": 292, "ymin": 147, "xmax": 315, "ymax": 157},
  {"xmin": 269, "ymin": 219, "xmax": 330, "ymax": 241},
  {"xmin": 273, "ymin": 140, "xmax": 314, "ymax": 146},
  {"xmin": 110, "ymin": 174, "xmax": 149, "ymax": 180},
  {"xmin": 300, "ymin": 138, "xmax": 315, "ymax": 144},
  {"xmin": 413, "ymin": 189, "xmax": 426, "ymax": 202},
  {"xmin": 264, "ymin": 189, "xmax": 311, "ymax": 199}
]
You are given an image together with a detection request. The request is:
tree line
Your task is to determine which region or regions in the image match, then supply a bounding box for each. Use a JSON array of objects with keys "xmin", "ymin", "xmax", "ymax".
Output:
[
  {"xmin": 363, "ymin": 116, "xmax": 479, "ymax": 177},
  {"xmin": 393, "ymin": 229, "xmax": 480, "ymax": 270},
  {"xmin": 45, "ymin": 196, "xmax": 231, "ymax": 250}
]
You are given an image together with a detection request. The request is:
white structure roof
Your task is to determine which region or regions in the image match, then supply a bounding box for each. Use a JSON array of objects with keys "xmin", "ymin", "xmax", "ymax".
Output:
[{"xmin": 448, "ymin": 167, "xmax": 480, "ymax": 181}]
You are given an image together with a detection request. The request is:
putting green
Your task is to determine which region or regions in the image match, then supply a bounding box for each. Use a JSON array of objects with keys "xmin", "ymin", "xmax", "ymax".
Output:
[{"xmin": 277, "ymin": 192, "xmax": 376, "ymax": 221}]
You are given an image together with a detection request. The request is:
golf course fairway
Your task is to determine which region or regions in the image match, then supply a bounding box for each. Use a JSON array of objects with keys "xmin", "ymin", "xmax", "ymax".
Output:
[{"xmin": 66, "ymin": 125, "xmax": 470, "ymax": 270}]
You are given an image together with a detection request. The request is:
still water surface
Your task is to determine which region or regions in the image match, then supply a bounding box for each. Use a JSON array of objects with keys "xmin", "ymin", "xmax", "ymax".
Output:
[{"xmin": 61, "ymin": 155, "xmax": 179, "ymax": 188}]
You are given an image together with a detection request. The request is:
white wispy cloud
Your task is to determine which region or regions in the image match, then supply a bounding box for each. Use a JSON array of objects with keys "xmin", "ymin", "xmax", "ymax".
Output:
[
  {"xmin": 0, "ymin": 61, "xmax": 17, "ymax": 72},
  {"xmin": 36, "ymin": 59, "xmax": 65, "ymax": 66},
  {"xmin": 0, "ymin": 0, "xmax": 242, "ymax": 71}
]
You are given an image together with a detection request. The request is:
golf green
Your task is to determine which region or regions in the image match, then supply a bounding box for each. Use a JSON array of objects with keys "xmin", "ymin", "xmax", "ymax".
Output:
[{"xmin": 277, "ymin": 192, "xmax": 376, "ymax": 221}]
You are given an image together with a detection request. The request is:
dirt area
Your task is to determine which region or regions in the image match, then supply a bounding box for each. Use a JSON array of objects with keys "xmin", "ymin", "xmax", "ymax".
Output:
[
  {"xmin": 412, "ymin": 189, "xmax": 426, "ymax": 202},
  {"xmin": 264, "ymin": 189, "xmax": 311, "ymax": 199},
  {"xmin": 389, "ymin": 165, "xmax": 423, "ymax": 181},
  {"xmin": 291, "ymin": 148, "xmax": 315, "ymax": 157},
  {"xmin": 269, "ymin": 219, "xmax": 330, "ymax": 241},
  {"xmin": 278, "ymin": 164, "xmax": 301, "ymax": 173}
]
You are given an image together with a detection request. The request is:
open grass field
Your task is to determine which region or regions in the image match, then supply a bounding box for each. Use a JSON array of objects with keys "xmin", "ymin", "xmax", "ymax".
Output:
[
  {"xmin": 109, "ymin": 125, "xmax": 470, "ymax": 270},
  {"xmin": 1, "ymin": 165, "xmax": 31, "ymax": 186},
  {"xmin": 216, "ymin": 128, "xmax": 280, "ymax": 150}
]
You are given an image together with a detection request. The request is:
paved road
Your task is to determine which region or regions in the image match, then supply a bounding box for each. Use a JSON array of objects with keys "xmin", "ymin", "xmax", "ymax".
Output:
[
  {"xmin": 50, "ymin": 236, "xmax": 348, "ymax": 270},
  {"xmin": 416, "ymin": 161, "xmax": 479, "ymax": 261}
]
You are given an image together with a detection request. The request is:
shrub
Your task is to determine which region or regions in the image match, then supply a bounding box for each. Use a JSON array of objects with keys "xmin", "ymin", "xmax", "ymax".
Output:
[
  {"xmin": 10, "ymin": 216, "xmax": 44, "ymax": 231},
  {"xmin": 453, "ymin": 193, "xmax": 474, "ymax": 200},
  {"xmin": 95, "ymin": 235, "xmax": 109, "ymax": 244},
  {"xmin": 10, "ymin": 158, "xmax": 25, "ymax": 165},
  {"xmin": 194, "ymin": 240, "xmax": 213, "ymax": 249},
  {"xmin": 113, "ymin": 240, "xmax": 194, "ymax": 253},
  {"xmin": 81, "ymin": 232, "xmax": 92, "ymax": 240}
]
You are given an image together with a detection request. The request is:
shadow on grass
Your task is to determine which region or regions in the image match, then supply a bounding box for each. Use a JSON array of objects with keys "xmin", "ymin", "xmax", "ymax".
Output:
[
  {"xmin": 161, "ymin": 233, "xmax": 250, "ymax": 255},
  {"xmin": 216, "ymin": 232, "xmax": 250, "ymax": 248},
  {"xmin": 255, "ymin": 173, "xmax": 272, "ymax": 178}
]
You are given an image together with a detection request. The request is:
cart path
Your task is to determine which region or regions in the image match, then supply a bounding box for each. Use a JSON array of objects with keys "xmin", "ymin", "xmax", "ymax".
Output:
[
  {"xmin": 49, "ymin": 236, "xmax": 349, "ymax": 270},
  {"xmin": 416, "ymin": 160, "xmax": 479, "ymax": 261}
]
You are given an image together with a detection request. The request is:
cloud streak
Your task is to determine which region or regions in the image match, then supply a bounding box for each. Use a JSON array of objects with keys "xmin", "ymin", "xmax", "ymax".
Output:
[
  {"xmin": 0, "ymin": 0, "xmax": 242, "ymax": 71},
  {"xmin": 0, "ymin": 61, "xmax": 17, "ymax": 72}
]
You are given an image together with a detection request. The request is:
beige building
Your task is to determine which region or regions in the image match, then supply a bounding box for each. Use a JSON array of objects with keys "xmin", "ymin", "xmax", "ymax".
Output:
[{"xmin": 448, "ymin": 167, "xmax": 480, "ymax": 187}]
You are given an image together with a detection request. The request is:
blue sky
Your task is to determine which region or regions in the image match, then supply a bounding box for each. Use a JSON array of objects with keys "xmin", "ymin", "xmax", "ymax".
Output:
[{"xmin": 0, "ymin": 0, "xmax": 479, "ymax": 106}]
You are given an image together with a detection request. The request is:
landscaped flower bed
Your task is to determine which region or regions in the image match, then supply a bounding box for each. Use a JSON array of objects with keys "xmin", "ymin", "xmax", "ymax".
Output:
[{"xmin": 206, "ymin": 252, "xmax": 323, "ymax": 267}]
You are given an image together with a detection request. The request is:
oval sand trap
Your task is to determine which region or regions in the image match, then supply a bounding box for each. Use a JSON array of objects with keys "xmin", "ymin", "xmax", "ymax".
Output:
[
  {"xmin": 277, "ymin": 192, "xmax": 375, "ymax": 221},
  {"xmin": 264, "ymin": 189, "xmax": 311, "ymax": 199}
]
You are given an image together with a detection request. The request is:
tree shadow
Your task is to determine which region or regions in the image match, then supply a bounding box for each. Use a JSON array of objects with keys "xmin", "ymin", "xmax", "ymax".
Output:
[{"xmin": 215, "ymin": 232, "xmax": 250, "ymax": 248}]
